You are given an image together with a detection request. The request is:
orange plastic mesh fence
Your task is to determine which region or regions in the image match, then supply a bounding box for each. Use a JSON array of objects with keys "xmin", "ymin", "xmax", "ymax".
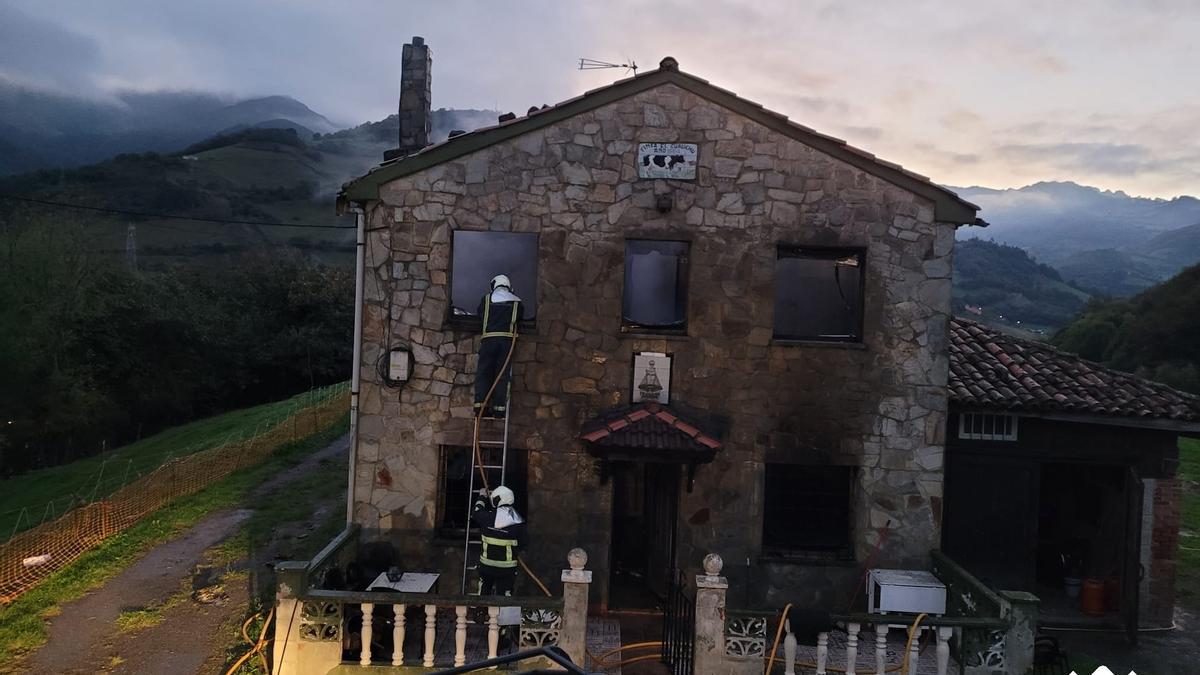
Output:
[{"xmin": 0, "ymin": 387, "xmax": 349, "ymax": 605}]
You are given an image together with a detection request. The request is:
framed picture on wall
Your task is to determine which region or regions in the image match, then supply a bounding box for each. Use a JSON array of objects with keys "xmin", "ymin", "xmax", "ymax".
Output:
[{"xmin": 631, "ymin": 352, "xmax": 672, "ymax": 404}]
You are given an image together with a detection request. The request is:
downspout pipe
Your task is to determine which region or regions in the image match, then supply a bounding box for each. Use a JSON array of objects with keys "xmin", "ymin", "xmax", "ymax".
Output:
[{"xmin": 347, "ymin": 203, "xmax": 366, "ymax": 526}]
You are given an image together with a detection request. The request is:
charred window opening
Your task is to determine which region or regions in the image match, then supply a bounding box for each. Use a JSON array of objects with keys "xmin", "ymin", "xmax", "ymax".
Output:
[
  {"xmin": 622, "ymin": 240, "xmax": 689, "ymax": 333},
  {"xmin": 450, "ymin": 231, "xmax": 538, "ymax": 319},
  {"xmin": 437, "ymin": 445, "xmax": 528, "ymax": 534},
  {"xmin": 762, "ymin": 464, "xmax": 855, "ymax": 559},
  {"xmin": 774, "ymin": 247, "xmax": 864, "ymax": 342}
]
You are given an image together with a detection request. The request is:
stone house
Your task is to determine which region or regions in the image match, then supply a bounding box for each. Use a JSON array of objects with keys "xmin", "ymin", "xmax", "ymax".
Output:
[
  {"xmin": 334, "ymin": 38, "xmax": 1196, "ymax": 633},
  {"xmin": 338, "ymin": 38, "xmax": 980, "ymax": 614}
]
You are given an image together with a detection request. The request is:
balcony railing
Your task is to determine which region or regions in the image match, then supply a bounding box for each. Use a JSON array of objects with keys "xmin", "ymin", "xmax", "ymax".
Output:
[{"xmin": 271, "ymin": 526, "xmax": 592, "ymax": 673}]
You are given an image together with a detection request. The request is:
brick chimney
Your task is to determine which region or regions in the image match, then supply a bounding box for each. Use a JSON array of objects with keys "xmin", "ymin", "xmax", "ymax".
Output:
[{"xmin": 397, "ymin": 36, "xmax": 431, "ymax": 156}]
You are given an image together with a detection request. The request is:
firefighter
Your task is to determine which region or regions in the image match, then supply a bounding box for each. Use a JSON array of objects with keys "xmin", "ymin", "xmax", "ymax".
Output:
[
  {"xmin": 471, "ymin": 485, "xmax": 526, "ymax": 596},
  {"xmin": 474, "ymin": 274, "xmax": 524, "ymax": 417}
]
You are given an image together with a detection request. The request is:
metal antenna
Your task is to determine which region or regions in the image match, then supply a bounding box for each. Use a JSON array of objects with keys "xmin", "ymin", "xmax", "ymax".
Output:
[{"xmin": 578, "ymin": 58, "xmax": 638, "ymax": 75}]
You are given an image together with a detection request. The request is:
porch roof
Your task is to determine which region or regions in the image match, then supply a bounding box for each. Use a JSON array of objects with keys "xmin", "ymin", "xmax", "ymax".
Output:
[
  {"xmin": 949, "ymin": 316, "xmax": 1200, "ymax": 424},
  {"xmin": 580, "ymin": 403, "xmax": 721, "ymax": 462}
]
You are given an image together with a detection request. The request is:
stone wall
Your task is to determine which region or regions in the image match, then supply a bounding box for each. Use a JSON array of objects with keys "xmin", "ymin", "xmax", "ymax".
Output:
[{"xmin": 351, "ymin": 81, "xmax": 954, "ymax": 605}]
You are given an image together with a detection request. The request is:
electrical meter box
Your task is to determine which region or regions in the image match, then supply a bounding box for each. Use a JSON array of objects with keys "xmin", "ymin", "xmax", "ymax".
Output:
[
  {"xmin": 867, "ymin": 569, "xmax": 946, "ymax": 615},
  {"xmin": 388, "ymin": 349, "xmax": 411, "ymax": 382}
]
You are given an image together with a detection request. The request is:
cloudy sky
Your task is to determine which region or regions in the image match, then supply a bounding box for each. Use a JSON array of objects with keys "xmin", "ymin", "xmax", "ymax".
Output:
[{"xmin": 3, "ymin": 0, "xmax": 1197, "ymax": 198}]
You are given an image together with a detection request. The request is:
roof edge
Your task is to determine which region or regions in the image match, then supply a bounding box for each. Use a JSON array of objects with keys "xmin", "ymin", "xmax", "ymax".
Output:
[{"xmin": 340, "ymin": 66, "xmax": 979, "ymax": 223}]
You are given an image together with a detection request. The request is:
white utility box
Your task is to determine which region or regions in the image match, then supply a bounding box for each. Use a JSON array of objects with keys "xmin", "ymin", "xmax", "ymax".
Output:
[{"xmin": 867, "ymin": 569, "xmax": 946, "ymax": 615}]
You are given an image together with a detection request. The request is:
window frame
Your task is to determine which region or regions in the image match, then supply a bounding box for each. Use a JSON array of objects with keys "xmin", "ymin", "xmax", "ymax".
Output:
[
  {"xmin": 620, "ymin": 237, "xmax": 691, "ymax": 336},
  {"xmin": 445, "ymin": 230, "xmax": 539, "ymax": 332},
  {"xmin": 436, "ymin": 444, "xmax": 529, "ymax": 538},
  {"xmin": 772, "ymin": 246, "xmax": 866, "ymax": 344},
  {"xmin": 761, "ymin": 463, "xmax": 857, "ymax": 561},
  {"xmin": 957, "ymin": 412, "xmax": 1019, "ymax": 441}
]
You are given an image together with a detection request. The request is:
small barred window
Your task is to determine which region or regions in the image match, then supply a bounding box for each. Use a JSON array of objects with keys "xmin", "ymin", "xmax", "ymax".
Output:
[{"xmin": 957, "ymin": 412, "xmax": 1019, "ymax": 441}]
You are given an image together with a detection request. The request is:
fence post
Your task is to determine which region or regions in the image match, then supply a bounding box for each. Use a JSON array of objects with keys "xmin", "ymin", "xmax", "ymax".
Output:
[
  {"xmin": 559, "ymin": 548, "xmax": 592, "ymax": 667},
  {"xmin": 694, "ymin": 553, "xmax": 728, "ymax": 675},
  {"xmin": 1000, "ymin": 590, "xmax": 1039, "ymax": 674}
]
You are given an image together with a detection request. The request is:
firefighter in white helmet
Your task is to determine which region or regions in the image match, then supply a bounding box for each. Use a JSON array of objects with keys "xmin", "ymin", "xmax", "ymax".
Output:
[
  {"xmin": 471, "ymin": 485, "xmax": 526, "ymax": 596},
  {"xmin": 474, "ymin": 274, "xmax": 524, "ymax": 417}
]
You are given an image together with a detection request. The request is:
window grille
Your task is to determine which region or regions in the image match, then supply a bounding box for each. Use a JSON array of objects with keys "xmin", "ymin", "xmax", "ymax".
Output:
[{"xmin": 957, "ymin": 412, "xmax": 1019, "ymax": 441}]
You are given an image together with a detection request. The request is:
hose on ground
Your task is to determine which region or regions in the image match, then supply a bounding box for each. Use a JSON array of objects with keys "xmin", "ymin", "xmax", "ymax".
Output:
[
  {"xmin": 764, "ymin": 604, "xmax": 928, "ymax": 674},
  {"xmin": 225, "ymin": 607, "xmax": 275, "ymax": 675}
]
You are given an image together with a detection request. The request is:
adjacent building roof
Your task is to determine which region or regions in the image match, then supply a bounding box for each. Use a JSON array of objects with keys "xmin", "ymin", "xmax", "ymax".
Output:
[
  {"xmin": 949, "ymin": 317, "xmax": 1200, "ymax": 425},
  {"xmin": 340, "ymin": 57, "xmax": 981, "ymax": 225},
  {"xmin": 580, "ymin": 403, "xmax": 722, "ymax": 462}
]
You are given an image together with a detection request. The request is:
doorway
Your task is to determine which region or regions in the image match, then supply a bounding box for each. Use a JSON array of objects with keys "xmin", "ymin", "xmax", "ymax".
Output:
[
  {"xmin": 609, "ymin": 462, "xmax": 680, "ymax": 610},
  {"xmin": 1036, "ymin": 463, "xmax": 1138, "ymax": 628}
]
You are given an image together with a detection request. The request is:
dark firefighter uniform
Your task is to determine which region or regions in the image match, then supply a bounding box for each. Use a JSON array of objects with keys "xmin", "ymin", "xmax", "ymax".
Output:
[
  {"xmin": 474, "ymin": 279, "xmax": 524, "ymax": 416},
  {"xmin": 471, "ymin": 487, "xmax": 526, "ymax": 596}
]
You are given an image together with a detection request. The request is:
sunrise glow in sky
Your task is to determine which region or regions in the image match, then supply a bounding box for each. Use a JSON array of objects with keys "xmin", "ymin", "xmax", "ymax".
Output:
[{"xmin": 3, "ymin": 0, "xmax": 1197, "ymax": 198}]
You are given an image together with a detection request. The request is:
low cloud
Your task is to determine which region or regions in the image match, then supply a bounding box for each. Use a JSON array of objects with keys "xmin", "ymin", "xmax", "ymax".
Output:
[{"xmin": 0, "ymin": 5, "xmax": 102, "ymax": 93}]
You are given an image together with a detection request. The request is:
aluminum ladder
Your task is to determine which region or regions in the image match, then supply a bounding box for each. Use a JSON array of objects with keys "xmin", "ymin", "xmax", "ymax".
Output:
[{"xmin": 460, "ymin": 408, "xmax": 511, "ymax": 593}]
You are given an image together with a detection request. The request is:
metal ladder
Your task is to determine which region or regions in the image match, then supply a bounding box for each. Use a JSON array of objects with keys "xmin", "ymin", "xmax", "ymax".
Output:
[{"xmin": 460, "ymin": 408, "xmax": 511, "ymax": 593}]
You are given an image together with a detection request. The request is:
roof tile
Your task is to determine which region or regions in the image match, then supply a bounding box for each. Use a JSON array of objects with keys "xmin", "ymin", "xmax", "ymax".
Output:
[{"xmin": 949, "ymin": 317, "xmax": 1200, "ymax": 422}]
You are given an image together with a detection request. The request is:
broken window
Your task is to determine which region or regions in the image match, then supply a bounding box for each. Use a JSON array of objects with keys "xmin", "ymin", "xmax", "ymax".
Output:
[
  {"xmin": 450, "ymin": 231, "xmax": 538, "ymax": 319},
  {"xmin": 438, "ymin": 445, "xmax": 528, "ymax": 533},
  {"xmin": 774, "ymin": 248, "xmax": 864, "ymax": 342},
  {"xmin": 762, "ymin": 464, "xmax": 855, "ymax": 558},
  {"xmin": 622, "ymin": 240, "xmax": 689, "ymax": 332}
]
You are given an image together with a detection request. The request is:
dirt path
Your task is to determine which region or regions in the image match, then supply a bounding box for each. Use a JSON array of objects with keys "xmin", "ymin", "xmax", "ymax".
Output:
[{"xmin": 24, "ymin": 434, "xmax": 349, "ymax": 675}]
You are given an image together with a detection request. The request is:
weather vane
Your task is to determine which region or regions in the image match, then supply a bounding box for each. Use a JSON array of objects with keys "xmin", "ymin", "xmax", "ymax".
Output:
[{"xmin": 578, "ymin": 58, "xmax": 638, "ymax": 75}]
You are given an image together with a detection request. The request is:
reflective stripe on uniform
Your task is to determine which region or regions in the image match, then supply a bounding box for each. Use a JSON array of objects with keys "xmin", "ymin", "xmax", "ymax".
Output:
[
  {"xmin": 481, "ymin": 295, "xmax": 520, "ymax": 339},
  {"xmin": 480, "ymin": 534, "xmax": 518, "ymax": 568}
]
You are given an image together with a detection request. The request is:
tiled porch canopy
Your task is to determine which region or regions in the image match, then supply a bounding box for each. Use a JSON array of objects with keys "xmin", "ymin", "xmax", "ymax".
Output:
[{"xmin": 580, "ymin": 403, "xmax": 722, "ymax": 464}]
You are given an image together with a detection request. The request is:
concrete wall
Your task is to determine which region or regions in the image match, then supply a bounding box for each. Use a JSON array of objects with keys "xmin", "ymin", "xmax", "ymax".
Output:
[{"xmin": 351, "ymin": 81, "xmax": 954, "ymax": 607}]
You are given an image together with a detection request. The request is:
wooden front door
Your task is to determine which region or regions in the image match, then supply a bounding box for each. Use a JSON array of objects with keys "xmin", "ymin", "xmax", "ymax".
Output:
[{"xmin": 644, "ymin": 463, "xmax": 681, "ymax": 598}]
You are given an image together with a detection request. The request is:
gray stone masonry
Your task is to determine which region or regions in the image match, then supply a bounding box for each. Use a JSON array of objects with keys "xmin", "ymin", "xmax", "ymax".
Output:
[
  {"xmin": 397, "ymin": 36, "xmax": 431, "ymax": 155},
  {"xmin": 353, "ymin": 80, "xmax": 955, "ymax": 607}
]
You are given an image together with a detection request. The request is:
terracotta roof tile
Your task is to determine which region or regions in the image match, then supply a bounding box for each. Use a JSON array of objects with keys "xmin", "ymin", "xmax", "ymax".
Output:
[
  {"xmin": 949, "ymin": 317, "xmax": 1200, "ymax": 422},
  {"xmin": 580, "ymin": 403, "xmax": 722, "ymax": 457}
]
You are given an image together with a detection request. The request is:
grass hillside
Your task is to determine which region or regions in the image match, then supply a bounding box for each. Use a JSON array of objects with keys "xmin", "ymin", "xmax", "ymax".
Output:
[
  {"xmin": 953, "ymin": 238, "xmax": 1092, "ymax": 335},
  {"xmin": 1054, "ymin": 263, "xmax": 1200, "ymax": 394},
  {"xmin": 1180, "ymin": 437, "xmax": 1200, "ymax": 610},
  {"xmin": 0, "ymin": 387, "xmax": 343, "ymax": 538}
]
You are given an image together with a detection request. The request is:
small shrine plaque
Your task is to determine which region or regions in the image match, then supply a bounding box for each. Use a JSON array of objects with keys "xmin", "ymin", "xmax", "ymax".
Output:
[
  {"xmin": 637, "ymin": 143, "xmax": 698, "ymax": 180},
  {"xmin": 632, "ymin": 351, "xmax": 671, "ymax": 404}
]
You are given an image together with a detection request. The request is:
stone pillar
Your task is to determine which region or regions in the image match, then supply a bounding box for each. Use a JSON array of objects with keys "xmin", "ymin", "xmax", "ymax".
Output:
[
  {"xmin": 559, "ymin": 547, "xmax": 592, "ymax": 668},
  {"xmin": 398, "ymin": 36, "xmax": 431, "ymax": 155},
  {"xmin": 1000, "ymin": 590, "xmax": 1039, "ymax": 675},
  {"xmin": 273, "ymin": 562, "xmax": 343, "ymax": 675},
  {"xmin": 694, "ymin": 553, "xmax": 729, "ymax": 675}
]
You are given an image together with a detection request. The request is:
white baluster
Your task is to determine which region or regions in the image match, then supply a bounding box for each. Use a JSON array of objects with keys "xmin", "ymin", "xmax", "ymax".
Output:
[
  {"xmin": 455, "ymin": 605, "xmax": 468, "ymax": 666},
  {"xmin": 783, "ymin": 619, "xmax": 796, "ymax": 675},
  {"xmin": 487, "ymin": 606, "xmax": 500, "ymax": 661},
  {"xmin": 392, "ymin": 603, "xmax": 406, "ymax": 666},
  {"xmin": 908, "ymin": 626, "xmax": 920, "ymax": 675},
  {"xmin": 936, "ymin": 626, "xmax": 952, "ymax": 675},
  {"xmin": 875, "ymin": 623, "xmax": 888, "ymax": 675},
  {"xmin": 360, "ymin": 602, "xmax": 374, "ymax": 666},
  {"xmin": 846, "ymin": 622, "xmax": 860, "ymax": 675},
  {"xmin": 816, "ymin": 631, "xmax": 829, "ymax": 675},
  {"xmin": 423, "ymin": 605, "xmax": 437, "ymax": 667}
]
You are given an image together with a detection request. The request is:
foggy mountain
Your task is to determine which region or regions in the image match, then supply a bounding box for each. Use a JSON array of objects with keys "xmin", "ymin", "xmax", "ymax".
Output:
[
  {"xmin": 0, "ymin": 82, "xmax": 340, "ymax": 175},
  {"xmin": 954, "ymin": 181, "xmax": 1200, "ymax": 296}
]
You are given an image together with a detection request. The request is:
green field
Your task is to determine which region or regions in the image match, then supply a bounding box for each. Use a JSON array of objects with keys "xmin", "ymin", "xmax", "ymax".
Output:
[
  {"xmin": 0, "ymin": 386, "xmax": 343, "ymax": 538},
  {"xmin": 1178, "ymin": 436, "xmax": 1200, "ymax": 609},
  {"xmin": 0, "ymin": 410, "xmax": 349, "ymax": 664}
]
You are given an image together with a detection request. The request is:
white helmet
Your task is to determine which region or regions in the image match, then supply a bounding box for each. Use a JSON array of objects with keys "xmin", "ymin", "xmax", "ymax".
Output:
[
  {"xmin": 491, "ymin": 485, "xmax": 516, "ymax": 508},
  {"xmin": 490, "ymin": 274, "xmax": 512, "ymax": 291}
]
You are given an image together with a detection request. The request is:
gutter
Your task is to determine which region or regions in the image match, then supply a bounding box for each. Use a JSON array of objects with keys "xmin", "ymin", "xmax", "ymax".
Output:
[{"xmin": 347, "ymin": 204, "xmax": 366, "ymax": 526}]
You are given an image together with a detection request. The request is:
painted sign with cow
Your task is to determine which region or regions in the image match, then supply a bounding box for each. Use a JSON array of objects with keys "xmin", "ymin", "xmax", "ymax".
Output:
[{"xmin": 636, "ymin": 143, "xmax": 698, "ymax": 180}]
